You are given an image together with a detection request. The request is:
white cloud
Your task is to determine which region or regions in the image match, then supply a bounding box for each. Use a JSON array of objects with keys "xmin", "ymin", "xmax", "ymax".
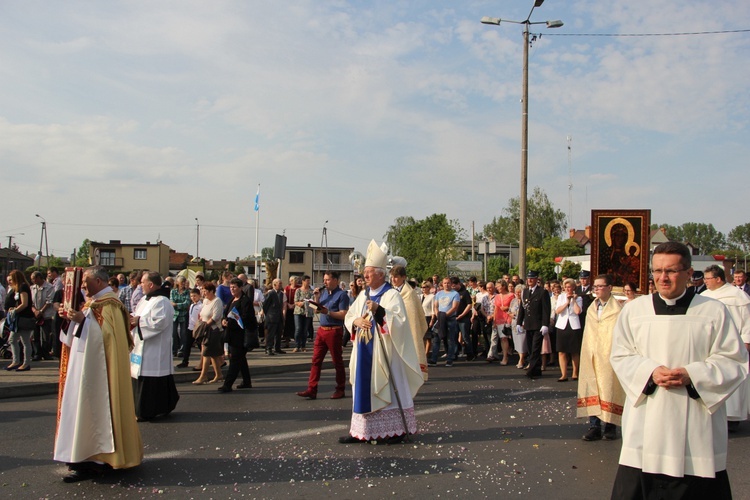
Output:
[{"xmin": 0, "ymin": 0, "xmax": 748, "ymax": 260}]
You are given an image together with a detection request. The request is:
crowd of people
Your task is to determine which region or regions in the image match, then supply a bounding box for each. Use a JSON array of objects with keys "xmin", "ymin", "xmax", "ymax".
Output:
[{"xmin": 2, "ymin": 240, "xmax": 750, "ymax": 497}]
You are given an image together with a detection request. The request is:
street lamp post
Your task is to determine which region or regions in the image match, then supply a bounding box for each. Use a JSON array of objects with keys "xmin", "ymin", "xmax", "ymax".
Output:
[
  {"xmin": 481, "ymin": 0, "xmax": 563, "ymax": 278},
  {"xmin": 195, "ymin": 217, "xmax": 200, "ymax": 259}
]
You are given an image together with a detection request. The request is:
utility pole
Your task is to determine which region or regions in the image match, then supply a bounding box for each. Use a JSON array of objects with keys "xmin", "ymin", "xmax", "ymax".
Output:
[
  {"xmin": 195, "ymin": 217, "xmax": 200, "ymax": 259},
  {"xmin": 36, "ymin": 214, "xmax": 49, "ymax": 266}
]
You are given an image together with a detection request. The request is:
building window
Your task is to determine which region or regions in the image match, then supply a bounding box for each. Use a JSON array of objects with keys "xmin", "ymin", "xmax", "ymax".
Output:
[
  {"xmin": 323, "ymin": 252, "xmax": 341, "ymax": 264},
  {"xmin": 134, "ymin": 248, "xmax": 147, "ymax": 260},
  {"xmin": 100, "ymin": 250, "xmax": 116, "ymax": 266},
  {"xmin": 289, "ymin": 251, "xmax": 304, "ymax": 264}
]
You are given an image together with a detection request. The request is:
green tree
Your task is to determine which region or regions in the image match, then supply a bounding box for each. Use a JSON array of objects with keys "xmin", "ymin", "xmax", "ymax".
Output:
[
  {"xmin": 524, "ymin": 237, "xmax": 585, "ymax": 281},
  {"xmin": 525, "ymin": 247, "xmax": 557, "ymax": 281},
  {"xmin": 651, "ymin": 223, "xmax": 726, "ymax": 254},
  {"xmin": 560, "ymin": 261, "xmax": 582, "ymax": 280},
  {"xmin": 483, "ymin": 187, "xmax": 567, "ymax": 248},
  {"xmin": 384, "ymin": 214, "xmax": 464, "ymax": 280},
  {"xmin": 651, "ymin": 223, "xmax": 684, "ymax": 242},
  {"xmin": 486, "ymin": 255, "xmax": 510, "ymax": 282},
  {"xmin": 540, "ymin": 236, "xmax": 585, "ymax": 259},
  {"xmin": 729, "ymin": 223, "xmax": 750, "ymax": 254},
  {"xmin": 681, "ymin": 222, "xmax": 725, "ymax": 254},
  {"xmin": 74, "ymin": 239, "xmax": 91, "ymax": 266},
  {"xmin": 261, "ymin": 247, "xmax": 275, "ymax": 260}
]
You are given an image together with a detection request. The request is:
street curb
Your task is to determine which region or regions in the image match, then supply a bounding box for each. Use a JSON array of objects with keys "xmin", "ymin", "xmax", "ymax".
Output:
[{"xmin": 0, "ymin": 360, "xmax": 336, "ymax": 400}]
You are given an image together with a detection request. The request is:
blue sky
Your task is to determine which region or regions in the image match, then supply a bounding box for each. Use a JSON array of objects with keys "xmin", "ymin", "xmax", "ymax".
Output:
[{"xmin": 2, "ymin": 0, "xmax": 748, "ymax": 261}]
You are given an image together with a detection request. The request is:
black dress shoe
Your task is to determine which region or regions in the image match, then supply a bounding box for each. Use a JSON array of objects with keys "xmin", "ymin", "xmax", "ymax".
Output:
[
  {"xmin": 217, "ymin": 385, "xmax": 232, "ymax": 393},
  {"xmin": 176, "ymin": 361, "xmax": 189, "ymax": 368},
  {"xmin": 582, "ymin": 427, "xmax": 603, "ymax": 441},
  {"xmin": 63, "ymin": 469, "xmax": 94, "ymax": 483},
  {"xmin": 275, "ymin": 349, "xmax": 286, "ymax": 354},
  {"xmin": 381, "ymin": 434, "xmax": 406, "ymax": 445},
  {"xmin": 266, "ymin": 350, "xmax": 275, "ymax": 356},
  {"xmin": 31, "ymin": 356, "xmax": 42, "ymax": 362},
  {"xmin": 338, "ymin": 435, "xmax": 365, "ymax": 444},
  {"xmin": 236, "ymin": 383, "xmax": 252, "ymax": 389},
  {"xmin": 62, "ymin": 463, "xmax": 109, "ymax": 483},
  {"xmin": 603, "ymin": 425, "xmax": 618, "ymax": 440}
]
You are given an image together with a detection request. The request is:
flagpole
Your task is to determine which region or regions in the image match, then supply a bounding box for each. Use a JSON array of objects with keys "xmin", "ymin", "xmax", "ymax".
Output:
[{"xmin": 254, "ymin": 183, "xmax": 260, "ymax": 283}]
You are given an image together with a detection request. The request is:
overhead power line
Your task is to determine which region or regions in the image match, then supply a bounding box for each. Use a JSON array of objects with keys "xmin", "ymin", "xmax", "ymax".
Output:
[{"xmin": 540, "ymin": 28, "xmax": 750, "ymax": 37}]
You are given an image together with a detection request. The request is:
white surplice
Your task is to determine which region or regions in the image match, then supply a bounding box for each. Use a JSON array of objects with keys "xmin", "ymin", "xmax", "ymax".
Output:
[
  {"xmin": 703, "ymin": 283, "xmax": 750, "ymax": 421},
  {"xmin": 54, "ymin": 295, "xmax": 114, "ymax": 463},
  {"xmin": 611, "ymin": 293, "xmax": 748, "ymax": 478},
  {"xmin": 132, "ymin": 295, "xmax": 175, "ymax": 377}
]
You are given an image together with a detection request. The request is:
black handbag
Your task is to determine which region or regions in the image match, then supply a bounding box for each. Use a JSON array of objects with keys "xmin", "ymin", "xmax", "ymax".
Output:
[{"xmin": 17, "ymin": 316, "xmax": 37, "ymax": 331}]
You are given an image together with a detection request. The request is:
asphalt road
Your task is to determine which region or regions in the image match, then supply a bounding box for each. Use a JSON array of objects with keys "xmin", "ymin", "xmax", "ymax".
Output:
[{"xmin": 3, "ymin": 361, "xmax": 750, "ymax": 499}]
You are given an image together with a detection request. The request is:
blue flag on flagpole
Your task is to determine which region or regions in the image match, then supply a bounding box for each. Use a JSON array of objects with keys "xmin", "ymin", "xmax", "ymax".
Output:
[{"xmin": 254, "ymin": 185, "xmax": 260, "ymax": 212}]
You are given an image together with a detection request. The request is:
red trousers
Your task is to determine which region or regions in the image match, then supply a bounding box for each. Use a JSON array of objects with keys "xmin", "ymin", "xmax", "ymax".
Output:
[{"xmin": 306, "ymin": 326, "xmax": 346, "ymax": 395}]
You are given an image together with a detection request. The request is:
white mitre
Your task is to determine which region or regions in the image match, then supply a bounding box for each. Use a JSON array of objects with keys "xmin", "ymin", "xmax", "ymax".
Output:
[{"xmin": 365, "ymin": 240, "xmax": 388, "ymax": 269}]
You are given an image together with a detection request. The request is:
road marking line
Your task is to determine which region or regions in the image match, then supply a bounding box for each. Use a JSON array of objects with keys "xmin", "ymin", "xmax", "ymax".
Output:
[
  {"xmin": 508, "ymin": 386, "xmax": 553, "ymax": 396},
  {"xmin": 262, "ymin": 404, "xmax": 463, "ymax": 442},
  {"xmin": 145, "ymin": 450, "xmax": 192, "ymax": 459}
]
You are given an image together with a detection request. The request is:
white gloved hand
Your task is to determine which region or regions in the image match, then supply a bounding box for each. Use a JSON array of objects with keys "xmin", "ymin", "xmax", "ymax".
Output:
[
  {"xmin": 541, "ymin": 326, "xmax": 549, "ymax": 335},
  {"xmin": 516, "ymin": 325, "xmax": 524, "ymax": 334}
]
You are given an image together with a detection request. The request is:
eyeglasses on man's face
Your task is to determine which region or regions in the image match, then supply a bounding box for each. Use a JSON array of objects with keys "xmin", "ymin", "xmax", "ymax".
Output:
[{"xmin": 651, "ymin": 268, "xmax": 685, "ymax": 278}]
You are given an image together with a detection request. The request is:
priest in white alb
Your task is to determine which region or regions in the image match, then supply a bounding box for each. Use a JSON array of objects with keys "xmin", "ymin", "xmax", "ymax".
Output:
[
  {"xmin": 702, "ymin": 264, "xmax": 750, "ymax": 432},
  {"xmin": 55, "ymin": 266, "xmax": 142, "ymax": 483},
  {"xmin": 610, "ymin": 242, "xmax": 748, "ymax": 499},
  {"xmin": 341, "ymin": 240, "xmax": 424, "ymax": 444},
  {"xmin": 389, "ymin": 262, "xmax": 429, "ymax": 381}
]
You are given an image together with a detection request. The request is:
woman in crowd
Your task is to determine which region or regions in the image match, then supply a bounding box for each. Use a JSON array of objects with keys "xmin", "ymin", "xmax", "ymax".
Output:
[
  {"xmin": 623, "ymin": 281, "xmax": 638, "ymax": 303},
  {"xmin": 544, "ymin": 280, "xmax": 563, "ymax": 370},
  {"xmin": 420, "ymin": 280, "xmax": 435, "ymax": 360},
  {"xmin": 348, "ymin": 279, "xmax": 362, "ymax": 304},
  {"xmin": 293, "ymin": 276, "xmax": 314, "ymax": 353},
  {"xmin": 5, "ymin": 270, "xmax": 34, "ymax": 371},
  {"xmin": 219, "ymin": 278, "xmax": 255, "ymax": 393},
  {"xmin": 342, "ymin": 278, "xmax": 363, "ymax": 349},
  {"xmin": 509, "ymin": 284, "xmax": 527, "ymax": 369},
  {"xmin": 554, "ymin": 278, "xmax": 583, "ymax": 382},
  {"xmin": 193, "ymin": 282, "xmax": 224, "ymax": 385},
  {"xmin": 108, "ymin": 277, "xmax": 120, "ymax": 294},
  {"xmin": 490, "ymin": 280, "xmax": 513, "ymax": 365}
]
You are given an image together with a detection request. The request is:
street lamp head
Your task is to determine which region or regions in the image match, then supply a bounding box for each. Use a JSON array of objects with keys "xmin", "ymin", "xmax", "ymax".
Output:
[
  {"xmin": 534, "ymin": 0, "xmax": 545, "ymax": 7},
  {"xmin": 546, "ymin": 20, "xmax": 564, "ymax": 28},
  {"xmin": 481, "ymin": 16, "xmax": 501, "ymax": 25}
]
